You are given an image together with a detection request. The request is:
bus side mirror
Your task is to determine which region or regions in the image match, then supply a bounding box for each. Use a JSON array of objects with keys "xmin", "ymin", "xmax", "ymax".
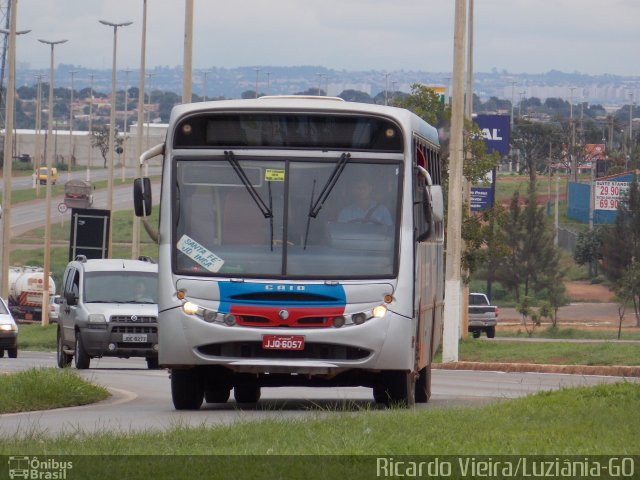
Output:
[
  {"xmin": 134, "ymin": 177, "xmax": 152, "ymax": 217},
  {"xmin": 429, "ymin": 185, "xmax": 444, "ymax": 223}
]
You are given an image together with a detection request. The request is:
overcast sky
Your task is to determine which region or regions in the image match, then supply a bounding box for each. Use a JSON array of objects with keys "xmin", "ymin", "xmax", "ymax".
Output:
[{"xmin": 15, "ymin": 0, "xmax": 640, "ymax": 76}]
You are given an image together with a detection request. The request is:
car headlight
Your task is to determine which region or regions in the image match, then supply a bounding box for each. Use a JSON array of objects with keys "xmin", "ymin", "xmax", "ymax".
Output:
[
  {"xmin": 0, "ymin": 324, "xmax": 16, "ymax": 332},
  {"xmin": 88, "ymin": 314, "xmax": 106, "ymax": 323}
]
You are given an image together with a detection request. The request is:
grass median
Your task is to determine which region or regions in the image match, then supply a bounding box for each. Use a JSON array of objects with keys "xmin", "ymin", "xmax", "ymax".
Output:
[
  {"xmin": 436, "ymin": 338, "xmax": 640, "ymax": 366},
  {"xmin": 0, "ymin": 368, "xmax": 109, "ymax": 414},
  {"xmin": 0, "ymin": 382, "xmax": 638, "ymax": 456}
]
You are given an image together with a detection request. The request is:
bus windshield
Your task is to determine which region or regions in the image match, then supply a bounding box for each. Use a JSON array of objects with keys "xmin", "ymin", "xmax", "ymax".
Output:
[{"xmin": 174, "ymin": 156, "xmax": 402, "ymax": 279}]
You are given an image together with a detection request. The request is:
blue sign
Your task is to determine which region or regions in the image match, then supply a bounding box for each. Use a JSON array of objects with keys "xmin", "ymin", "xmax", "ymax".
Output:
[
  {"xmin": 470, "ymin": 187, "xmax": 494, "ymax": 212},
  {"xmin": 474, "ymin": 114, "xmax": 511, "ymax": 156}
]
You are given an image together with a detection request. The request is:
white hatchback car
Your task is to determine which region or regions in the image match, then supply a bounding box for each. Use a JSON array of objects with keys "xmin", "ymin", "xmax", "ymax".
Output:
[
  {"xmin": 49, "ymin": 295, "xmax": 61, "ymax": 323},
  {"xmin": 0, "ymin": 297, "xmax": 18, "ymax": 358}
]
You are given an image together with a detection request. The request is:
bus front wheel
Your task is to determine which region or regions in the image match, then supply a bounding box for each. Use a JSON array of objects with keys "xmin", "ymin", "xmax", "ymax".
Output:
[
  {"xmin": 415, "ymin": 366, "xmax": 431, "ymax": 403},
  {"xmin": 171, "ymin": 368, "xmax": 204, "ymax": 410},
  {"xmin": 376, "ymin": 370, "xmax": 416, "ymax": 408}
]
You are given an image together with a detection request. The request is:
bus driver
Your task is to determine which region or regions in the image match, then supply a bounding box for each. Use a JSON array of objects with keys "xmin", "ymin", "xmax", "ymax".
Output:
[{"xmin": 338, "ymin": 177, "xmax": 392, "ymax": 226}]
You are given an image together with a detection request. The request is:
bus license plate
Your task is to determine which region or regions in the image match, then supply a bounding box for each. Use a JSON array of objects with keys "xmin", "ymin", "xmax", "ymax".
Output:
[
  {"xmin": 262, "ymin": 335, "xmax": 304, "ymax": 351},
  {"xmin": 123, "ymin": 333, "xmax": 148, "ymax": 343}
]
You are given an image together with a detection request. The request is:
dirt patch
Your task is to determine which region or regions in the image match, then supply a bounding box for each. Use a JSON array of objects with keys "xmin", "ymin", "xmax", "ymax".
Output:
[{"xmin": 565, "ymin": 281, "xmax": 615, "ymax": 302}]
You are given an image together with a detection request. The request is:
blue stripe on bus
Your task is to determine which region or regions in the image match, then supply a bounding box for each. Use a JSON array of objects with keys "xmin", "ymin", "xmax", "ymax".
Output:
[{"xmin": 217, "ymin": 282, "xmax": 347, "ymax": 313}]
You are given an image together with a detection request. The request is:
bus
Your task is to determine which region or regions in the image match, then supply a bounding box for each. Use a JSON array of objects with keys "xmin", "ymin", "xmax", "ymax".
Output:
[{"xmin": 134, "ymin": 97, "xmax": 444, "ymax": 409}]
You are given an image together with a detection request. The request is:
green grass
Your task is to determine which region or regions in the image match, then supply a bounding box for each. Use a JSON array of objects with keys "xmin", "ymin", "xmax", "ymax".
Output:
[
  {"xmin": 16, "ymin": 324, "xmax": 57, "ymax": 351},
  {"xmin": 499, "ymin": 325, "xmax": 640, "ymax": 341},
  {"xmin": 0, "ymin": 382, "xmax": 637, "ymax": 457},
  {"xmin": 437, "ymin": 338, "xmax": 640, "ymax": 366},
  {"xmin": 0, "ymin": 368, "xmax": 109, "ymax": 414}
]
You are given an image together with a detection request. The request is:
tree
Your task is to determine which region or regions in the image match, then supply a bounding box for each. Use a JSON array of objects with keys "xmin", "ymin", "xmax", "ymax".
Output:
[
  {"xmin": 338, "ymin": 89, "xmax": 372, "ymax": 103},
  {"xmin": 573, "ymin": 229, "xmax": 602, "ymax": 277},
  {"xmin": 511, "ymin": 119, "xmax": 563, "ymax": 186},
  {"xmin": 494, "ymin": 189, "xmax": 562, "ymax": 303},
  {"xmin": 392, "ymin": 84, "xmax": 445, "ymax": 127},
  {"xmin": 600, "ymin": 175, "xmax": 640, "ymax": 326},
  {"xmin": 90, "ymin": 126, "xmax": 123, "ymax": 168}
]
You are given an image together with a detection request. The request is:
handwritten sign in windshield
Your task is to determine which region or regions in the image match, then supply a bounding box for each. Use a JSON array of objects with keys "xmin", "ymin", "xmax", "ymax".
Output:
[{"xmin": 177, "ymin": 235, "xmax": 225, "ymax": 272}]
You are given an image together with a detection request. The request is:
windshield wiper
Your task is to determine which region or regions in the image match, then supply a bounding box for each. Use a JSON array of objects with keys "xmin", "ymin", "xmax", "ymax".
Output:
[
  {"xmin": 304, "ymin": 152, "xmax": 350, "ymax": 249},
  {"xmin": 225, "ymin": 150, "xmax": 272, "ymax": 219}
]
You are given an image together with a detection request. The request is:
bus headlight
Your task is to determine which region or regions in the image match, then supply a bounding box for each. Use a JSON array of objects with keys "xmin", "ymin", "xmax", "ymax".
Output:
[
  {"xmin": 182, "ymin": 301, "xmax": 199, "ymax": 316},
  {"xmin": 372, "ymin": 305, "xmax": 387, "ymax": 318}
]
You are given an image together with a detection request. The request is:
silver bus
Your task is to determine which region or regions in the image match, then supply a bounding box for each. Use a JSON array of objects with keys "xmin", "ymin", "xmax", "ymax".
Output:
[{"xmin": 134, "ymin": 97, "xmax": 444, "ymax": 409}]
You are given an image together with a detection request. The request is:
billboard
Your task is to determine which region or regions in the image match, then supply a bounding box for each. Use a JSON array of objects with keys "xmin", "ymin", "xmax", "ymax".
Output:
[
  {"xmin": 595, "ymin": 180, "xmax": 630, "ymax": 211},
  {"xmin": 470, "ymin": 186, "xmax": 494, "ymax": 212},
  {"xmin": 474, "ymin": 114, "xmax": 511, "ymax": 156}
]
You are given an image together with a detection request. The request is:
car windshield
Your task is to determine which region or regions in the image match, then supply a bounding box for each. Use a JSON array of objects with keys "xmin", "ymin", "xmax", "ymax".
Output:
[
  {"xmin": 174, "ymin": 157, "xmax": 401, "ymax": 279},
  {"xmin": 83, "ymin": 272, "xmax": 158, "ymax": 303}
]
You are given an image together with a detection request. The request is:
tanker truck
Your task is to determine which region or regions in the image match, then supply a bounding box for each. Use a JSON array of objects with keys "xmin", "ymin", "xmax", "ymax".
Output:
[{"xmin": 8, "ymin": 266, "xmax": 56, "ymax": 321}]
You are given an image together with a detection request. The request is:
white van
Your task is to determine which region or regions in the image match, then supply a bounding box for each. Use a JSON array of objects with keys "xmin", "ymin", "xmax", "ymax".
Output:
[{"xmin": 57, "ymin": 256, "xmax": 159, "ymax": 369}]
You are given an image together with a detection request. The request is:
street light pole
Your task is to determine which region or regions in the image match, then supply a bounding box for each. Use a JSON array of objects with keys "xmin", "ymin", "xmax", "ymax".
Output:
[
  {"xmin": 0, "ymin": 4, "xmax": 29, "ymax": 300},
  {"xmin": 67, "ymin": 70, "xmax": 77, "ymax": 182},
  {"xmin": 182, "ymin": 0, "xmax": 194, "ymax": 103},
  {"xmin": 122, "ymin": 68, "xmax": 130, "ymax": 182},
  {"xmin": 132, "ymin": 0, "xmax": 148, "ymax": 260},
  {"xmin": 86, "ymin": 73, "xmax": 95, "ymax": 181},
  {"xmin": 99, "ymin": 19, "xmax": 132, "ymax": 259},
  {"xmin": 34, "ymin": 74, "xmax": 43, "ymax": 197},
  {"xmin": 38, "ymin": 38, "xmax": 67, "ymax": 325}
]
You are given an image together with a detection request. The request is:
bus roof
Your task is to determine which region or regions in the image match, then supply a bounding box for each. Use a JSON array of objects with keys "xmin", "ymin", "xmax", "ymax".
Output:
[{"xmin": 169, "ymin": 97, "xmax": 439, "ymax": 147}]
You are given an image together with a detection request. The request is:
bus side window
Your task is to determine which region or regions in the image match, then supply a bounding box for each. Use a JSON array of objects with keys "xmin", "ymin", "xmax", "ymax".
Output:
[{"xmin": 414, "ymin": 173, "xmax": 430, "ymax": 243}]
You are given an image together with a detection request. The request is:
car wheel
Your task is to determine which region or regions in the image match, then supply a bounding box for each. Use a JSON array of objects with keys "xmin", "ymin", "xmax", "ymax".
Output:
[
  {"xmin": 146, "ymin": 357, "xmax": 160, "ymax": 370},
  {"xmin": 415, "ymin": 366, "xmax": 431, "ymax": 403},
  {"xmin": 234, "ymin": 384, "xmax": 261, "ymax": 404},
  {"xmin": 8, "ymin": 348, "xmax": 17, "ymax": 358},
  {"xmin": 171, "ymin": 368, "xmax": 204, "ymax": 410},
  {"xmin": 74, "ymin": 333, "xmax": 91, "ymax": 369},
  {"xmin": 472, "ymin": 330, "xmax": 481, "ymax": 338},
  {"xmin": 486, "ymin": 326, "xmax": 496, "ymax": 338},
  {"xmin": 57, "ymin": 328, "xmax": 72, "ymax": 368},
  {"xmin": 0, "ymin": 349, "xmax": 4, "ymax": 358}
]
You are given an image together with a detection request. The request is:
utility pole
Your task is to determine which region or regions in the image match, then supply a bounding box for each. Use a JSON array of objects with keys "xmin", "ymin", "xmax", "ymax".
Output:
[
  {"xmin": 569, "ymin": 86, "xmax": 577, "ymax": 182},
  {"xmin": 442, "ymin": 0, "xmax": 467, "ymax": 363},
  {"xmin": 122, "ymin": 68, "xmax": 130, "ymax": 182},
  {"xmin": 182, "ymin": 0, "xmax": 194, "ymax": 103},
  {"xmin": 86, "ymin": 73, "xmax": 95, "ymax": 181},
  {"xmin": 0, "ymin": 2, "xmax": 25, "ymax": 299},
  {"xmin": 132, "ymin": 0, "xmax": 147, "ymax": 260},
  {"xmin": 461, "ymin": 0, "xmax": 474, "ymax": 340},
  {"xmin": 34, "ymin": 74, "xmax": 42, "ymax": 197},
  {"xmin": 67, "ymin": 69, "xmax": 77, "ymax": 182},
  {"xmin": 38, "ymin": 37, "xmax": 67, "ymax": 325}
]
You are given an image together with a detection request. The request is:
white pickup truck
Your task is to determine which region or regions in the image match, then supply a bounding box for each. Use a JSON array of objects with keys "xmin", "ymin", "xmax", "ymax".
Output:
[{"xmin": 468, "ymin": 293, "xmax": 498, "ymax": 338}]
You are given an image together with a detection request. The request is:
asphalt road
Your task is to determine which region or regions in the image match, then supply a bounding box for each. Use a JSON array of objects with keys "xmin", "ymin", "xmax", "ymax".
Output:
[
  {"xmin": 0, "ymin": 351, "xmax": 636, "ymax": 437},
  {"xmin": 9, "ymin": 182, "xmax": 161, "ymax": 237}
]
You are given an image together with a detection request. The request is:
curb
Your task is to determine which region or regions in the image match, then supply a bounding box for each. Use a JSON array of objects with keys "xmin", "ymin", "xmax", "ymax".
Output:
[{"xmin": 433, "ymin": 361, "xmax": 640, "ymax": 377}]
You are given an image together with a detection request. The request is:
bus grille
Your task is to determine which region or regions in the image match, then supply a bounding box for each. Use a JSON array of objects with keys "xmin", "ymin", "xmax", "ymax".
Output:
[
  {"xmin": 197, "ymin": 342, "xmax": 370, "ymax": 360},
  {"xmin": 237, "ymin": 315, "xmax": 334, "ymax": 328}
]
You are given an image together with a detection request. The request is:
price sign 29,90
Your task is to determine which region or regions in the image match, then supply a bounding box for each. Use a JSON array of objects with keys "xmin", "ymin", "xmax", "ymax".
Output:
[{"xmin": 595, "ymin": 180, "xmax": 629, "ymax": 211}]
